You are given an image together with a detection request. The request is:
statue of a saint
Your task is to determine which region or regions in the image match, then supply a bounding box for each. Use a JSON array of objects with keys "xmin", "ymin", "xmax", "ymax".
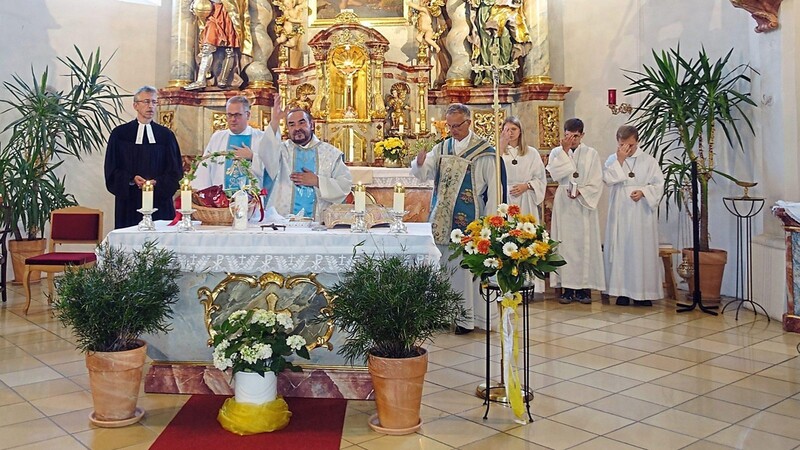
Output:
[
  {"xmin": 186, "ymin": 0, "xmax": 253, "ymax": 91},
  {"xmin": 386, "ymin": 83, "xmax": 411, "ymax": 132},
  {"xmin": 466, "ymin": 0, "xmax": 532, "ymax": 85}
]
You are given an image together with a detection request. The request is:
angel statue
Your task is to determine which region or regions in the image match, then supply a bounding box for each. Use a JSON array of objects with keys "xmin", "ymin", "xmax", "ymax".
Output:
[
  {"xmin": 408, "ymin": 0, "xmax": 444, "ymax": 53},
  {"xmin": 275, "ymin": 0, "xmax": 307, "ymax": 50}
]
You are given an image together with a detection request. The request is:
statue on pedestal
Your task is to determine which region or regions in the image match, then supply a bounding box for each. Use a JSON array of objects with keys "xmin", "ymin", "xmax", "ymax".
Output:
[
  {"xmin": 386, "ymin": 83, "xmax": 411, "ymax": 133},
  {"xmin": 409, "ymin": 0, "xmax": 444, "ymax": 53},
  {"xmin": 275, "ymin": 0, "xmax": 307, "ymax": 68},
  {"xmin": 185, "ymin": 0, "xmax": 253, "ymax": 91},
  {"xmin": 467, "ymin": 0, "xmax": 532, "ymax": 85}
]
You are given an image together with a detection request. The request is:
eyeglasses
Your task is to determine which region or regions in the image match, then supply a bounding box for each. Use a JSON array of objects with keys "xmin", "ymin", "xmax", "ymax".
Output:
[
  {"xmin": 226, "ymin": 112, "xmax": 247, "ymax": 119},
  {"xmin": 446, "ymin": 119, "xmax": 469, "ymax": 130},
  {"xmin": 135, "ymin": 99, "xmax": 159, "ymax": 106}
]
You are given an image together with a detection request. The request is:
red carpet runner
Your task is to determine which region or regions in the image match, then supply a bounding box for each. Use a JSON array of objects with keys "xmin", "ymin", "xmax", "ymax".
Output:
[{"xmin": 150, "ymin": 396, "xmax": 348, "ymax": 450}]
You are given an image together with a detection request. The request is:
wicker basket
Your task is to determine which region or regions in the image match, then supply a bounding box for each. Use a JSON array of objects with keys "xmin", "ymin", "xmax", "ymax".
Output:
[{"xmin": 191, "ymin": 203, "xmax": 233, "ymax": 226}]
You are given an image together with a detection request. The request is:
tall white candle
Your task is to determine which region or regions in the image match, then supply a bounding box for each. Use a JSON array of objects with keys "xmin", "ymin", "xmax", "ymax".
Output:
[
  {"xmin": 354, "ymin": 182, "xmax": 366, "ymax": 213},
  {"xmin": 414, "ymin": 119, "xmax": 420, "ymax": 134},
  {"xmin": 142, "ymin": 180, "xmax": 154, "ymax": 211},
  {"xmin": 393, "ymin": 183, "xmax": 405, "ymax": 213},
  {"xmin": 398, "ymin": 123, "xmax": 404, "ymax": 135},
  {"xmin": 180, "ymin": 178, "xmax": 192, "ymax": 211}
]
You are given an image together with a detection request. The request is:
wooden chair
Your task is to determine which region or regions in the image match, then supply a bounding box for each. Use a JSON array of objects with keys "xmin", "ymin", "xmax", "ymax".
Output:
[{"xmin": 22, "ymin": 206, "xmax": 103, "ymax": 315}]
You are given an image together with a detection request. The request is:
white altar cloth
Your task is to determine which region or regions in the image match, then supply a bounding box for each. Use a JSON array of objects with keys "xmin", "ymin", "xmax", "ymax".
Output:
[{"xmin": 104, "ymin": 221, "xmax": 441, "ymax": 275}]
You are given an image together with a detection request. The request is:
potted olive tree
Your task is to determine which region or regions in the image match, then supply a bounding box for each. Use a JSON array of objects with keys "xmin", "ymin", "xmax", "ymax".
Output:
[
  {"xmin": 0, "ymin": 46, "xmax": 126, "ymax": 281},
  {"xmin": 624, "ymin": 46, "xmax": 757, "ymax": 302},
  {"xmin": 53, "ymin": 241, "xmax": 180, "ymax": 427},
  {"xmin": 326, "ymin": 253, "xmax": 466, "ymax": 435}
]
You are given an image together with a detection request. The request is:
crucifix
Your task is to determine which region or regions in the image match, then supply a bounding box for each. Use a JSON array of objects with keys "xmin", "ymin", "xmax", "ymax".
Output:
[{"xmin": 471, "ymin": 42, "xmax": 519, "ymax": 205}]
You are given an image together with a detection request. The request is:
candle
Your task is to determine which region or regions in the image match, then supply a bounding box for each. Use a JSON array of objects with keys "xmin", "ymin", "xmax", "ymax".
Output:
[
  {"xmin": 393, "ymin": 183, "xmax": 405, "ymax": 213},
  {"xmin": 142, "ymin": 180, "xmax": 154, "ymax": 211},
  {"xmin": 398, "ymin": 123, "xmax": 404, "ymax": 135},
  {"xmin": 431, "ymin": 119, "xmax": 436, "ymax": 135},
  {"xmin": 414, "ymin": 119, "xmax": 420, "ymax": 134},
  {"xmin": 180, "ymin": 178, "xmax": 192, "ymax": 211},
  {"xmin": 353, "ymin": 182, "xmax": 366, "ymax": 213},
  {"xmin": 608, "ymin": 89, "xmax": 617, "ymax": 106},
  {"xmin": 304, "ymin": 53, "xmax": 310, "ymax": 66}
]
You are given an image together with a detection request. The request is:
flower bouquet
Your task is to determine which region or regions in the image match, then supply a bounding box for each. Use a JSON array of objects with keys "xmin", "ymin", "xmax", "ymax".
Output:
[
  {"xmin": 374, "ymin": 137, "xmax": 406, "ymax": 167},
  {"xmin": 448, "ymin": 203, "xmax": 565, "ymax": 422},
  {"xmin": 211, "ymin": 308, "xmax": 310, "ymax": 435}
]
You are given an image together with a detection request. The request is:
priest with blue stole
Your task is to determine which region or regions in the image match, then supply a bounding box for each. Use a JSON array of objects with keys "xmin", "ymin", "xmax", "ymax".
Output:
[
  {"xmin": 191, "ymin": 96, "xmax": 265, "ymax": 193},
  {"xmin": 256, "ymin": 94, "xmax": 352, "ymax": 221},
  {"xmin": 411, "ymin": 103, "xmax": 506, "ymax": 334},
  {"xmin": 104, "ymin": 86, "xmax": 182, "ymax": 229}
]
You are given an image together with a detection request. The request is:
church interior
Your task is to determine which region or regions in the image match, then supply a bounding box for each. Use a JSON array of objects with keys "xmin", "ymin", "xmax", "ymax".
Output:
[{"xmin": 1, "ymin": 0, "xmax": 800, "ymax": 448}]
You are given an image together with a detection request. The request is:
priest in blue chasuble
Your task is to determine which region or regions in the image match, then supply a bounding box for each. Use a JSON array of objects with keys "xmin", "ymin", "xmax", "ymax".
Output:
[
  {"xmin": 191, "ymin": 96, "xmax": 265, "ymax": 193},
  {"xmin": 411, "ymin": 103, "xmax": 507, "ymax": 334},
  {"xmin": 256, "ymin": 94, "xmax": 353, "ymax": 221}
]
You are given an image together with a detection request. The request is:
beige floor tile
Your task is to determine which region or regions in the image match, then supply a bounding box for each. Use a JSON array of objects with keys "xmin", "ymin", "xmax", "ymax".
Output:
[
  {"xmin": 417, "ymin": 414, "xmax": 497, "ymax": 448},
  {"xmin": 749, "ymin": 340, "xmax": 800, "ymax": 356},
  {"xmin": 341, "ymin": 410, "xmax": 382, "ymax": 445},
  {"xmin": 459, "ymin": 432, "xmax": 550, "ymax": 450},
  {"xmin": 656, "ymin": 346, "xmax": 720, "ymax": 363},
  {"xmin": 0, "ymin": 355, "xmax": 45, "ymax": 375},
  {"xmin": 585, "ymin": 344, "xmax": 649, "ymax": 361},
  {"xmin": 573, "ymin": 329, "xmax": 631, "ymax": 344},
  {"xmin": 359, "ymin": 433, "xmax": 454, "ymax": 450},
  {"xmin": 10, "ymin": 435, "xmax": 87, "ymax": 450},
  {"xmin": 765, "ymin": 397, "xmax": 800, "ymax": 419},
  {"xmin": 547, "ymin": 336, "xmax": 607, "ymax": 352},
  {"xmin": 0, "ymin": 346, "xmax": 28, "ymax": 361},
  {"xmin": 557, "ymin": 351, "xmax": 624, "ymax": 370},
  {"xmin": 562, "ymin": 317, "xmax": 617, "ymax": 329},
  {"xmin": 422, "ymin": 388, "xmax": 486, "ymax": 415},
  {"xmin": 529, "ymin": 343, "xmax": 579, "ymax": 359},
  {"xmin": 523, "ymin": 393, "xmax": 578, "ymax": 418},
  {"xmin": 758, "ymin": 363, "xmax": 800, "ymax": 384},
  {"xmin": 659, "ymin": 324, "xmax": 718, "ymax": 339},
  {"xmin": 605, "ymin": 422, "xmax": 698, "ymax": 450},
  {"xmin": 620, "ymin": 383, "xmax": 697, "ymax": 408},
  {"xmin": 17, "ymin": 338, "xmax": 78, "ymax": 356},
  {"xmin": 725, "ymin": 347, "xmax": 794, "ymax": 364},
  {"xmin": 535, "ymin": 380, "xmax": 612, "ymax": 405},
  {"xmin": 571, "ymin": 371, "xmax": 643, "ymax": 393},
  {"xmin": 597, "ymin": 323, "xmax": 656, "ymax": 337},
  {"xmin": 506, "ymin": 418, "xmax": 596, "ymax": 449},
  {"xmin": 456, "ymin": 404, "xmax": 529, "ymax": 432},
  {"xmin": 0, "ymin": 366, "xmax": 63, "ymax": 387},
  {"xmin": 0, "ymin": 402, "xmax": 44, "ymax": 427},
  {"xmin": 586, "ymin": 394, "xmax": 667, "ymax": 421},
  {"xmin": 614, "ymin": 337, "xmax": 674, "ymax": 353},
  {"xmin": 642, "ymin": 409, "xmax": 729, "ymax": 439},
  {"xmin": 630, "ymin": 353, "xmax": 697, "ymax": 372},
  {"xmin": 706, "ymin": 384, "xmax": 785, "ymax": 410},
  {"xmin": 675, "ymin": 396, "xmax": 759, "ymax": 424},
  {"xmin": 679, "ymin": 440, "xmax": 736, "ymax": 450},
  {"xmin": 11, "ymin": 378, "xmax": 84, "ymax": 402},
  {"xmin": 425, "ymin": 367, "xmax": 484, "ymax": 389},
  {"xmin": 602, "ymin": 362, "xmax": 671, "ymax": 382},
  {"xmin": 569, "ymin": 436, "xmax": 644, "ymax": 450},
  {"xmin": 531, "ymin": 360, "xmax": 594, "ymax": 380},
  {"xmin": 50, "ymin": 407, "xmax": 95, "ymax": 434},
  {"xmin": 638, "ymin": 330, "xmax": 698, "ymax": 345},
  {"xmin": 651, "ymin": 373, "xmax": 725, "ymax": 395},
  {"xmin": 624, "ymin": 317, "xmax": 674, "ymax": 331},
  {"xmin": 677, "ymin": 364, "xmax": 749, "ymax": 384},
  {"xmin": 679, "ymin": 338, "xmax": 743, "ymax": 355},
  {"xmin": 731, "ymin": 374, "xmax": 800, "ymax": 397},
  {"xmin": 427, "ymin": 349, "xmax": 479, "ymax": 367},
  {"xmin": 736, "ymin": 410, "xmax": 800, "ymax": 440},
  {"xmin": 548, "ymin": 405, "xmax": 633, "ymax": 435},
  {"xmin": 0, "ymin": 418, "xmax": 67, "ymax": 449},
  {"xmin": 0, "ymin": 387, "xmax": 24, "ymax": 407},
  {"xmin": 537, "ymin": 322, "xmax": 592, "ymax": 336},
  {"xmin": 704, "ymin": 354, "xmax": 772, "ymax": 374},
  {"xmin": 705, "ymin": 424, "xmax": 800, "ymax": 450},
  {"xmin": 419, "ymin": 402, "xmax": 454, "ymax": 424},
  {"xmin": 73, "ymin": 424, "xmax": 159, "ymax": 450}
]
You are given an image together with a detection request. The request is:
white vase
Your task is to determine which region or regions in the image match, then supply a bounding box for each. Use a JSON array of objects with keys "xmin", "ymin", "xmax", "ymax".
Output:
[{"xmin": 233, "ymin": 371, "xmax": 277, "ymax": 404}]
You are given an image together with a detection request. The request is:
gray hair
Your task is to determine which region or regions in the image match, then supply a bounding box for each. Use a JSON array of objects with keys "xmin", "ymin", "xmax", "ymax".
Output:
[
  {"xmin": 226, "ymin": 95, "xmax": 251, "ymax": 112},
  {"xmin": 445, "ymin": 103, "xmax": 471, "ymax": 119},
  {"xmin": 133, "ymin": 86, "xmax": 157, "ymax": 101}
]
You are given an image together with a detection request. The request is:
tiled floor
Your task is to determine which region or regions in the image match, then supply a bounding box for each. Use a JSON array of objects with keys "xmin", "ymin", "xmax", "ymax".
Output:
[{"xmin": 2, "ymin": 282, "xmax": 799, "ymax": 449}]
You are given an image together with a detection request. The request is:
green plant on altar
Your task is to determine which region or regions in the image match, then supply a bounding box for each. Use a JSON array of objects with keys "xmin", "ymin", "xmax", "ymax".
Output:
[
  {"xmin": 326, "ymin": 253, "xmax": 466, "ymax": 362},
  {"xmin": 623, "ymin": 46, "xmax": 757, "ymax": 251},
  {"xmin": 449, "ymin": 203, "xmax": 565, "ymax": 293},
  {"xmin": 373, "ymin": 137, "xmax": 406, "ymax": 162},
  {"xmin": 52, "ymin": 240, "xmax": 180, "ymax": 353},
  {"xmin": 0, "ymin": 46, "xmax": 126, "ymax": 241},
  {"xmin": 211, "ymin": 308, "xmax": 310, "ymax": 376},
  {"xmin": 185, "ymin": 151, "xmax": 262, "ymax": 198}
]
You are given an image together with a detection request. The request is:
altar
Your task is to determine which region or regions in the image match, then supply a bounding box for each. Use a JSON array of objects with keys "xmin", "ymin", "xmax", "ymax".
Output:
[{"xmin": 104, "ymin": 221, "xmax": 440, "ymax": 398}]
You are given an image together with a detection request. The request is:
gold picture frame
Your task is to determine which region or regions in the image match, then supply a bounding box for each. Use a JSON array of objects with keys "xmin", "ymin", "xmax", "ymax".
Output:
[{"xmin": 309, "ymin": 0, "xmax": 410, "ymax": 27}]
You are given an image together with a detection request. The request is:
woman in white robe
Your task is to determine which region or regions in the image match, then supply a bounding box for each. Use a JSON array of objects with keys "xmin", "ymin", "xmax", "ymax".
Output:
[
  {"xmin": 498, "ymin": 116, "xmax": 547, "ymax": 293},
  {"xmin": 602, "ymin": 125, "xmax": 665, "ymax": 306}
]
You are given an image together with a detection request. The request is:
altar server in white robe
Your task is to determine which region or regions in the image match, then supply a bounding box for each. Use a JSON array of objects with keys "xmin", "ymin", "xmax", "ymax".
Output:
[
  {"xmin": 546, "ymin": 118, "xmax": 605, "ymax": 304},
  {"xmin": 191, "ymin": 96, "xmax": 265, "ymax": 192},
  {"xmin": 411, "ymin": 103, "xmax": 505, "ymax": 334},
  {"xmin": 602, "ymin": 125, "xmax": 664, "ymax": 306},
  {"xmin": 257, "ymin": 94, "xmax": 353, "ymax": 221},
  {"xmin": 499, "ymin": 116, "xmax": 547, "ymax": 293}
]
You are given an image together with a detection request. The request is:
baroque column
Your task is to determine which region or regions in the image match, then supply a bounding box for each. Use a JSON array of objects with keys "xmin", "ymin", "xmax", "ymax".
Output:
[
  {"xmin": 246, "ymin": 0, "xmax": 275, "ymax": 89},
  {"xmin": 168, "ymin": 0, "xmax": 197, "ymax": 88},
  {"xmin": 522, "ymin": 0, "xmax": 550, "ymax": 84},
  {"xmin": 444, "ymin": 0, "xmax": 471, "ymax": 87}
]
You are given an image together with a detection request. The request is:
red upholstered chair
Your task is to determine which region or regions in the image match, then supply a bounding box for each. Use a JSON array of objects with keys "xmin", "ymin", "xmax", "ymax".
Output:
[{"xmin": 22, "ymin": 206, "xmax": 103, "ymax": 315}]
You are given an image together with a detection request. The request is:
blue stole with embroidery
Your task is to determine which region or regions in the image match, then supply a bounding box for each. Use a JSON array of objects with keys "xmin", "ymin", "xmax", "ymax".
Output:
[
  {"xmin": 292, "ymin": 146, "xmax": 318, "ymax": 216},
  {"xmin": 224, "ymin": 134, "xmax": 252, "ymax": 192}
]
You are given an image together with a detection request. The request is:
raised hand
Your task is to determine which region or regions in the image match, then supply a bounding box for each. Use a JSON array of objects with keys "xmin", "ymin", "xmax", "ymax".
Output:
[{"xmin": 270, "ymin": 92, "xmax": 286, "ymax": 131}]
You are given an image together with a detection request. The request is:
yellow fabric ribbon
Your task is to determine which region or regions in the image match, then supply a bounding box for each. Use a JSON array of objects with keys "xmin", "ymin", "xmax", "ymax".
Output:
[
  {"xmin": 217, "ymin": 396, "xmax": 292, "ymax": 435},
  {"xmin": 499, "ymin": 291, "xmax": 525, "ymax": 421}
]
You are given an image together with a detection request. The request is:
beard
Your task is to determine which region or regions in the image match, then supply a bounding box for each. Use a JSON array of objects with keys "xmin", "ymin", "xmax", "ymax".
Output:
[{"xmin": 290, "ymin": 129, "xmax": 312, "ymax": 145}]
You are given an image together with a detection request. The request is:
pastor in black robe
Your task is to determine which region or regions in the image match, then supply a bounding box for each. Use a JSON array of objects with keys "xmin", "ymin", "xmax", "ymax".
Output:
[{"xmin": 104, "ymin": 120, "xmax": 183, "ymax": 229}]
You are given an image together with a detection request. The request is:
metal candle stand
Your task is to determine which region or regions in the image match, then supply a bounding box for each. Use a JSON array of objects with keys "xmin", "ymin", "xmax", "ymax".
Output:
[
  {"xmin": 350, "ymin": 210, "xmax": 367, "ymax": 233},
  {"xmin": 136, "ymin": 208, "xmax": 158, "ymax": 231},
  {"xmin": 177, "ymin": 209, "xmax": 196, "ymax": 232},
  {"xmin": 722, "ymin": 196, "xmax": 769, "ymax": 321},
  {"xmin": 477, "ymin": 283, "xmax": 534, "ymax": 422}
]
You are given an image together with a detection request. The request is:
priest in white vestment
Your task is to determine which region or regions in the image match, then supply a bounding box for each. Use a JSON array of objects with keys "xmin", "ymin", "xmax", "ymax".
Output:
[
  {"xmin": 191, "ymin": 96, "xmax": 265, "ymax": 192},
  {"xmin": 546, "ymin": 118, "xmax": 605, "ymax": 304},
  {"xmin": 602, "ymin": 125, "xmax": 665, "ymax": 306},
  {"xmin": 256, "ymin": 95, "xmax": 353, "ymax": 222},
  {"xmin": 411, "ymin": 103, "xmax": 504, "ymax": 333},
  {"xmin": 499, "ymin": 116, "xmax": 547, "ymax": 293}
]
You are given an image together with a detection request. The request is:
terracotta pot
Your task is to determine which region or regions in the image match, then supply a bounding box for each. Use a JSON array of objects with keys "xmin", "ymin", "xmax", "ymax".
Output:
[
  {"xmin": 85, "ymin": 341, "xmax": 147, "ymax": 426},
  {"xmin": 234, "ymin": 371, "xmax": 277, "ymax": 404},
  {"xmin": 682, "ymin": 248, "xmax": 727, "ymax": 305},
  {"xmin": 8, "ymin": 239, "xmax": 45, "ymax": 284},
  {"xmin": 368, "ymin": 349, "xmax": 427, "ymax": 433}
]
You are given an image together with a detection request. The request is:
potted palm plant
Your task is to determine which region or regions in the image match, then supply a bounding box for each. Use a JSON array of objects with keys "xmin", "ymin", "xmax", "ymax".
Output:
[
  {"xmin": 326, "ymin": 253, "xmax": 466, "ymax": 435},
  {"xmin": 624, "ymin": 46, "xmax": 757, "ymax": 301},
  {"xmin": 52, "ymin": 241, "xmax": 180, "ymax": 427},
  {"xmin": 0, "ymin": 46, "xmax": 126, "ymax": 281}
]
